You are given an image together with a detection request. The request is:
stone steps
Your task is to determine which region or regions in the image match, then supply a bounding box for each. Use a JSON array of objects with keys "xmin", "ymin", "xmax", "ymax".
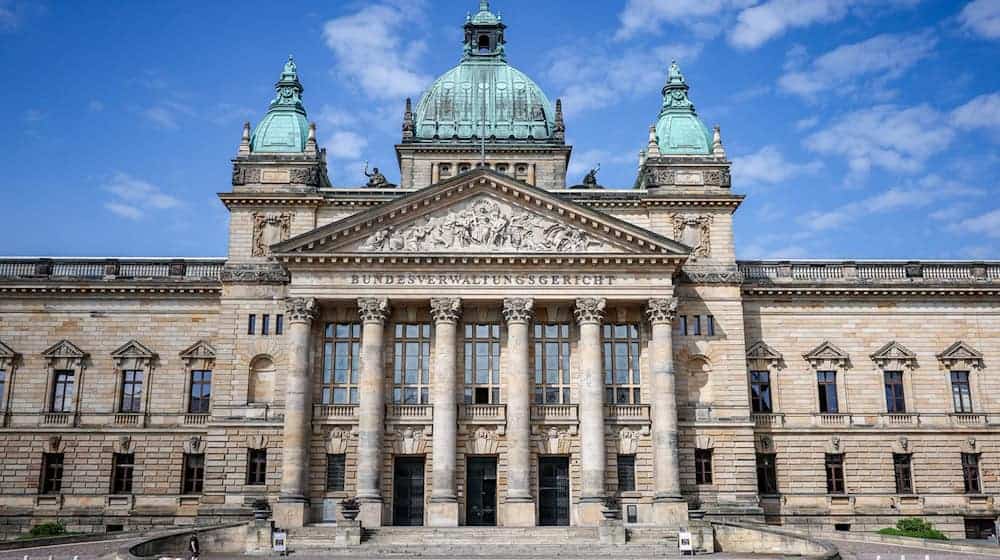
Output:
[{"xmin": 283, "ymin": 543, "xmax": 682, "ymax": 558}]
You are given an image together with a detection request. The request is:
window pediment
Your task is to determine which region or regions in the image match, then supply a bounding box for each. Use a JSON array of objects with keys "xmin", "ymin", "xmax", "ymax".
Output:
[
  {"xmin": 937, "ymin": 341, "xmax": 984, "ymax": 370},
  {"xmin": 870, "ymin": 341, "xmax": 917, "ymax": 369},
  {"xmin": 803, "ymin": 341, "xmax": 850, "ymax": 369},
  {"xmin": 0, "ymin": 339, "xmax": 19, "ymax": 370},
  {"xmin": 180, "ymin": 340, "xmax": 216, "ymax": 369},
  {"xmin": 746, "ymin": 341, "xmax": 782, "ymax": 369},
  {"xmin": 111, "ymin": 340, "xmax": 157, "ymax": 368},
  {"xmin": 41, "ymin": 339, "xmax": 88, "ymax": 369}
]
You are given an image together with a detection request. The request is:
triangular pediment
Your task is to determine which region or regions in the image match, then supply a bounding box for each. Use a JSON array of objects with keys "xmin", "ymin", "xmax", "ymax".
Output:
[
  {"xmin": 0, "ymin": 339, "xmax": 17, "ymax": 359},
  {"xmin": 180, "ymin": 340, "xmax": 216, "ymax": 361},
  {"xmin": 937, "ymin": 341, "xmax": 984, "ymax": 369},
  {"xmin": 42, "ymin": 339, "xmax": 87, "ymax": 359},
  {"xmin": 870, "ymin": 341, "xmax": 916, "ymax": 368},
  {"xmin": 111, "ymin": 339, "xmax": 157, "ymax": 359},
  {"xmin": 803, "ymin": 341, "xmax": 850, "ymax": 368},
  {"xmin": 273, "ymin": 169, "xmax": 691, "ymax": 257},
  {"xmin": 746, "ymin": 341, "xmax": 782, "ymax": 365}
]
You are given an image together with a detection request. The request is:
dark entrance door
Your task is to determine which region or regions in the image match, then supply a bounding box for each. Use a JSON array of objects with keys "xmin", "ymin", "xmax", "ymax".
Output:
[
  {"xmin": 393, "ymin": 457, "xmax": 424, "ymax": 526},
  {"xmin": 466, "ymin": 457, "xmax": 497, "ymax": 526},
  {"xmin": 538, "ymin": 457, "xmax": 570, "ymax": 526}
]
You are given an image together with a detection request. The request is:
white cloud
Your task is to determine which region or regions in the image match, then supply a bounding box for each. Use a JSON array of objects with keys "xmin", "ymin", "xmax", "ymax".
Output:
[
  {"xmin": 104, "ymin": 202, "xmax": 144, "ymax": 221},
  {"xmin": 142, "ymin": 101, "xmax": 193, "ymax": 130},
  {"xmin": 103, "ymin": 173, "xmax": 181, "ymax": 221},
  {"xmin": 730, "ymin": 0, "xmax": 850, "ymax": 49},
  {"xmin": 951, "ymin": 207, "xmax": 1000, "ymax": 238},
  {"xmin": 778, "ymin": 31, "xmax": 936, "ymax": 98},
  {"xmin": 951, "ymin": 92, "xmax": 1000, "ymax": 130},
  {"xmin": 322, "ymin": 2, "xmax": 432, "ymax": 100},
  {"xmin": 731, "ymin": 145, "xmax": 821, "ymax": 186},
  {"xmin": 795, "ymin": 116, "xmax": 819, "ymax": 130},
  {"xmin": 615, "ymin": 0, "xmax": 750, "ymax": 41},
  {"xmin": 566, "ymin": 148, "xmax": 635, "ymax": 182},
  {"xmin": 958, "ymin": 0, "xmax": 1000, "ymax": 40},
  {"xmin": 326, "ymin": 131, "xmax": 368, "ymax": 160}
]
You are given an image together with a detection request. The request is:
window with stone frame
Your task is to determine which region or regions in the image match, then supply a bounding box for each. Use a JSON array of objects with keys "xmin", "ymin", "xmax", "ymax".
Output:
[
  {"xmin": 695, "ymin": 449, "xmax": 713, "ymax": 484},
  {"xmin": 50, "ymin": 370, "xmax": 75, "ymax": 413},
  {"xmin": 533, "ymin": 323, "xmax": 571, "ymax": 404},
  {"xmin": 756, "ymin": 453, "xmax": 778, "ymax": 494},
  {"xmin": 188, "ymin": 370, "xmax": 212, "ymax": 414},
  {"xmin": 749, "ymin": 370, "xmax": 772, "ymax": 413},
  {"xmin": 119, "ymin": 370, "xmax": 143, "ymax": 413},
  {"xmin": 40, "ymin": 452, "xmax": 64, "ymax": 494},
  {"xmin": 464, "ymin": 323, "xmax": 501, "ymax": 404},
  {"xmin": 326, "ymin": 453, "xmax": 346, "ymax": 491},
  {"xmin": 893, "ymin": 453, "xmax": 913, "ymax": 494},
  {"xmin": 261, "ymin": 314, "xmax": 271, "ymax": 336},
  {"xmin": 182, "ymin": 453, "xmax": 205, "ymax": 494},
  {"xmin": 246, "ymin": 449, "xmax": 267, "ymax": 486},
  {"xmin": 825, "ymin": 453, "xmax": 846, "ymax": 494},
  {"xmin": 603, "ymin": 323, "xmax": 641, "ymax": 405},
  {"xmin": 0, "ymin": 370, "xmax": 6, "ymax": 411},
  {"xmin": 393, "ymin": 323, "xmax": 431, "ymax": 405},
  {"xmin": 951, "ymin": 371, "xmax": 973, "ymax": 413},
  {"xmin": 247, "ymin": 314, "xmax": 256, "ymax": 335},
  {"xmin": 111, "ymin": 453, "xmax": 134, "ymax": 494},
  {"xmin": 962, "ymin": 453, "xmax": 981, "ymax": 494},
  {"xmin": 275, "ymin": 314, "xmax": 284, "ymax": 335},
  {"xmin": 816, "ymin": 371, "xmax": 839, "ymax": 413},
  {"xmin": 616, "ymin": 454, "xmax": 636, "ymax": 492},
  {"xmin": 323, "ymin": 323, "xmax": 361, "ymax": 405},
  {"xmin": 439, "ymin": 163, "xmax": 453, "ymax": 179},
  {"xmin": 884, "ymin": 371, "xmax": 906, "ymax": 413}
]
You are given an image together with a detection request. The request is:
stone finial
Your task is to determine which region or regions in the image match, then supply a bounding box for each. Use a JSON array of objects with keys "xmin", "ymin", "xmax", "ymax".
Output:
[
  {"xmin": 305, "ymin": 122, "xmax": 318, "ymax": 155},
  {"xmin": 502, "ymin": 298, "xmax": 534, "ymax": 323},
  {"xmin": 646, "ymin": 125, "xmax": 660, "ymax": 157},
  {"xmin": 430, "ymin": 297, "xmax": 462, "ymax": 323},
  {"xmin": 402, "ymin": 97, "xmax": 415, "ymax": 140},
  {"xmin": 638, "ymin": 148, "xmax": 646, "ymax": 169},
  {"xmin": 238, "ymin": 121, "xmax": 251, "ymax": 157},
  {"xmin": 554, "ymin": 98, "xmax": 565, "ymax": 143},
  {"xmin": 285, "ymin": 297, "xmax": 318, "ymax": 323},
  {"xmin": 712, "ymin": 124, "xmax": 726, "ymax": 158},
  {"xmin": 646, "ymin": 297, "xmax": 677, "ymax": 324},
  {"xmin": 574, "ymin": 297, "xmax": 606, "ymax": 324},
  {"xmin": 357, "ymin": 298, "xmax": 390, "ymax": 323}
]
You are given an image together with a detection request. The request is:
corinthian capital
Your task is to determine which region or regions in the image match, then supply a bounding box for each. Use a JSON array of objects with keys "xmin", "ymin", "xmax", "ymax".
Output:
[
  {"xmin": 284, "ymin": 297, "xmax": 318, "ymax": 323},
  {"xmin": 646, "ymin": 297, "xmax": 677, "ymax": 324},
  {"xmin": 357, "ymin": 298, "xmax": 390, "ymax": 323},
  {"xmin": 573, "ymin": 297, "xmax": 606, "ymax": 324},
  {"xmin": 502, "ymin": 298, "xmax": 534, "ymax": 323},
  {"xmin": 430, "ymin": 297, "xmax": 462, "ymax": 323}
]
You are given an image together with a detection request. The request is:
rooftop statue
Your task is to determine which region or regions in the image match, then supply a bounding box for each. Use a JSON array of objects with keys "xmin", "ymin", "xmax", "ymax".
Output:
[
  {"xmin": 582, "ymin": 164, "xmax": 600, "ymax": 187},
  {"xmin": 364, "ymin": 162, "xmax": 396, "ymax": 189}
]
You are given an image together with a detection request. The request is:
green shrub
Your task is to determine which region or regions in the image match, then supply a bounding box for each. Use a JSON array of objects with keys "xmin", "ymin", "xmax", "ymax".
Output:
[
  {"xmin": 27, "ymin": 521, "xmax": 67, "ymax": 538},
  {"xmin": 877, "ymin": 518, "xmax": 948, "ymax": 541}
]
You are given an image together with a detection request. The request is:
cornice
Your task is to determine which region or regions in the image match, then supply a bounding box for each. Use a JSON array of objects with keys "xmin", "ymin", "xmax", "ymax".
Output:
[
  {"xmin": 218, "ymin": 193, "xmax": 325, "ymax": 208},
  {"xmin": 278, "ymin": 254, "xmax": 684, "ymax": 268},
  {"xmin": 742, "ymin": 286, "xmax": 1000, "ymax": 297},
  {"xmin": 0, "ymin": 283, "xmax": 221, "ymax": 296}
]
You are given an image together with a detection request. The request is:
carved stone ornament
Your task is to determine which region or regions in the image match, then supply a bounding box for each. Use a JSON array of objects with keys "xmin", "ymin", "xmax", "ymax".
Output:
[
  {"xmin": 185, "ymin": 436, "xmax": 205, "ymax": 454},
  {"xmin": 393, "ymin": 427, "xmax": 428, "ymax": 455},
  {"xmin": 682, "ymin": 268, "xmax": 744, "ymax": 284},
  {"xmin": 645, "ymin": 297, "xmax": 677, "ymax": 324},
  {"xmin": 285, "ymin": 297, "xmax": 318, "ymax": 323},
  {"xmin": 695, "ymin": 435, "xmax": 714, "ymax": 450},
  {"xmin": 537, "ymin": 426, "xmax": 572, "ymax": 455},
  {"xmin": 430, "ymin": 297, "xmax": 462, "ymax": 323},
  {"xmin": 502, "ymin": 298, "xmax": 534, "ymax": 323},
  {"xmin": 246, "ymin": 434, "xmax": 267, "ymax": 450},
  {"xmin": 870, "ymin": 341, "xmax": 917, "ymax": 369},
  {"xmin": 829, "ymin": 436, "xmax": 841, "ymax": 453},
  {"xmin": 573, "ymin": 297, "xmax": 606, "ymax": 324},
  {"xmin": 645, "ymin": 168, "xmax": 675, "ymax": 187},
  {"xmin": 937, "ymin": 341, "xmax": 985, "ymax": 370},
  {"xmin": 357, "ymin": 298, "xmax": 390, "ymax": 323},
  {"xmin": 220, "ymin": 263, "xmax": 290, "ymax": 284},
  {"xmin": 110, "ymin": 339, "xmax": 157, "ymax": 369},
  {"xmin": 468, "ymin": 427, "xmax": 499, "ymax": 455},
  {"xmin": 47, "ymin": 435, "xmax": 66, "ymax": 453},
  {"xmin": 41, "ymin": 339, "xmax": 88, "ymax": 370},
  {"xmin": 0, "ymin": 339, "xmax": 18, "ymax": 371},
  {"xmin": 756, "ymin": 435, "xmax": 773, "ymax": 452},
  {"xmin": 252, "ymin": 212, "xmax": 292, "ymax": 257},
  {"xmin": 804, "ymin": 341, "xmax": 850, "ymax": 370},
  {"xmin": 117, "ymin": 435, "xmax": 135, "ymax": 454},
  {"xmin": 180, "ymin": 340, "xmax": 216, "ymax": 368},
  {"xmin": 894, "ymin": 436, "xmax": 909, "ymax": 453},
  {"xmin": 327, "ymin": 427, "xmax": 352, "ymax": 454},
  {"xmin": 962, "ymin": 437, "xmax": 977, "ymax": 454},
  {"xmin": 672, "ymin": 214, "xmax": 713, "ymax": 258},
  {"xmin": 289, "ymin": 165, "xmax": 325, "ymax": 186},
  {"xmin": 617, "ymin": 427, "xmax": 639, "ymax": 455},
  {"xmin": 746, "ymin": 341, "xmax": 783, "ymax": 369},
  {"xmin": 232, "ymin": 166, "xmax": 262, "ymax": 186},
  {"xmin": 357, "ymin": 197, "xmax": 608, "ymax": 253}
]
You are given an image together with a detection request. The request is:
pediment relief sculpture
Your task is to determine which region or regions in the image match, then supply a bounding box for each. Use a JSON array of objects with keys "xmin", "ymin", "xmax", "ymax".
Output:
[
  {"xmin": 803, "ymin": 341, "xmax": 850, "ymax": 369},
  {"xmin": 937, "ymin": 341, "xmax": 984, "ymax": 370},
  {"xmin": 870, "ymin": 341, "xmax": 917, "ymax": 369},
  {"xmin": 252, "ymin": 212, "xmax": 292, "ymax": 257}
]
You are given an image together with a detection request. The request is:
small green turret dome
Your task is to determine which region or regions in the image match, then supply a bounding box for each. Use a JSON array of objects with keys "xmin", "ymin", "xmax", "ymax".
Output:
[
  {"xmin": 251, "ymin": 56, "xmax": 309, "ymax": 153},
  {"xmin": 654, "ymin": 61, "xmax": 713, "ymax": 155},
  {"xmin": 412, "ymin": 1, "xmax": 557, "ymax": 142}
]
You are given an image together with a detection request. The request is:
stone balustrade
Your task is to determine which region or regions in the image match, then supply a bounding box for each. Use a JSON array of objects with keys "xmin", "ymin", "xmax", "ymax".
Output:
[
  {"xmin": 739, "ymin": 260, "xmax": 1000, "ymax": 285},
  {"xmin": 530, "ymin": 403, "xmax": 578, "ymax": 424},
  {"xmin": 603, "ymin": 403, "xmax": 651, "ymax": 424},
  {"xmin": 313, "ymin": 404, "xmax": 359, "ymax": 423},
  {"xmin": 458, "ymin": 403, "xmax": 507, "ymax": 424},
  {"xmin": 387, "ymin": 403, "xmax": 433, "ymax": 422},
  {"xmin": 750, "ymin": 411, "xmax": 995, "ymax": 430},
  {"xmin": 0, "ymin": 257, "xmax": 224, "ymax": 281}
]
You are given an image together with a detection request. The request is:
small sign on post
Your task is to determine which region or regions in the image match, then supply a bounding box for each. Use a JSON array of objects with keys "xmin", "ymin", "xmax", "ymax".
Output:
[
  {"xmin": 273, "ymin": 528, "xmax": 288, "ymax": 556},
  {"xmin": 678, "ymin": 527, "xmax": 694, "ymax": 555}
]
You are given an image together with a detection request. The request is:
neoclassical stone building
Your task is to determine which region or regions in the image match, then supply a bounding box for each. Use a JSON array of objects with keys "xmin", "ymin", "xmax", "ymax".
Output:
[{"xmin": 0, "ymin": 1, "xmax": 997, "ymax": 539}]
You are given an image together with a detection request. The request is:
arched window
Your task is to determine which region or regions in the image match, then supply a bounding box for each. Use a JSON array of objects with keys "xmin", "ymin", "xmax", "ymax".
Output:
[
  {"xmin": 478, "ymin": 34, "xmax": 491, "ymax": 53},
  {"xmin": 248, "ymin": 356, "xmax": 275, "ymax": 404}
]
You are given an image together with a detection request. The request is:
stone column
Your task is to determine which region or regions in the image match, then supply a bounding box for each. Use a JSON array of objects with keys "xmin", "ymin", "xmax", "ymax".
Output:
[
  {"xmin": 574, "ymin": 297, "xmax": 607, "ymax": 526},
  {"xmin": 647, "ymin": 297, "xmax": 688, "ymax": 526},
  {"xmin": 428, "ymin": 297, "xmax": 461, "ymax": 527},
  {"xmin": 356, "ymin": 297, "xmax": 390, "ymax": 527},
  {"xmin": 502, "ymin": 298, "xmax": 535, "ymax": 526},
  {"xmin": 275, "ymin": 297, "xmax": 318, "ymax": 528}
]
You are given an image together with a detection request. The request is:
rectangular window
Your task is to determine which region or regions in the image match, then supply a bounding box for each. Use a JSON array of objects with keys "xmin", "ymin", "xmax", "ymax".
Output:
[
  {"xmin": 119, "ymin": 370, "xmax": 143, "ymax": 413},
  {"xmin": 323, "ymin": 323, "xmax": 361, "ymax": 405},
  {"xmin": 893, "ymin": 454, "xmax": 913, "ymax": 494},
  {"xmin": 40, "ymin": 453, "xmax": 64, "ymax": 494},
  {"xmin": 533, "ymin": 323, "xmax": 571, "ymax": 404},
  {"xmin": 275, "ymin": 314, "xmax": 284, "ymax": 335},
  {"xmin": 393, "ymin": 323, "xmax": 431, "ymax": 404},
  {"xmin": 705, "ymin": 315, "xmax": 715, "ymax": 336},
  {"xmin": 695, "ymin": 449, "xmax": 713, "ymax": 485},
  {"xmin": 951, "ymin": 371, "xmax": 973, "ymax": 413},
  {"xmin": 817, "ymin": 371, "xmax": 839, "ymax": 413},
  {"xmin": 111, "ymin": 453, "xmax": 134, "ymax": 494},
  {"xmin": 50, "ymin": 370, "xmax": 75, "ymax": 413},
  {"xmin": 182, "ymin": 453, "xmax": 205, "ymax": 494},
  {"xmin": 825, "ymin": 454, "xmax": 846, "ymax": 494},
  {"xmin": 679, "ymin": 316, "xmax": 688, "ymax": 336},
  {"xmin": 188, "ymin": 370, "xmax": 212, "ymax": 413},
  {"xmin": 756, "ymin": 453, "xmax": 778, "ymax": 494},
  {"xmin": 261, "ymin": 314, "xmax": 270, "ymax": 336},
  {"xmin": 749, "ymin": 370, "xmax": 772, "ymax": 413},
  {"xmin": 690, "ymin": 315, "xmax": 701, "ymax": 336},
  {"xmin": 617, "ymin": 454, "xmax": 636, "ymax": 492},
  {"xmin": 326, "ymin": 453, "xmax": 346, "ymax": 491},
  {"xmin": 246, "ymin": 449, "xmax": 267, "ymax": 486},
  {"xmin": 464, "ymin": 323, "xmax": 501, "ymax": 404},
  {"xmin": 0, "ymin": 369, "xmax": 6, "ymax": 408},
  {"xmin": 962, "ymin": 453, "xmax": 981, "ymax": 494},
  {"xmin": 603, "ymin": 323, "xmax": 641, "ymax": 404},
  {"xmin": 884, "ymin": 371, "xmax": 906, "ymax": 413},
  {"xmin": 247, "ymin": 314, "xmax": 256, "ymax": 335}
]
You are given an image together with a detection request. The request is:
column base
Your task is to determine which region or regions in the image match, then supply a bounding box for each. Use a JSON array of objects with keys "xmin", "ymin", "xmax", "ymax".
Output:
[
  {"xmin": 576, "ymin": 499, "xmax": 606, "ymax": 527},
  {"xmin": 274, "ymin": 499, "xmax": 309, "ymax": 528},
  {"xmin": 427, "ymin": 500, "xmax": 459, "ymax": 527},
  {"xmin": 358, "ymin": 499, "xmax": 384, "ymax": 528},
  {"xmin": 503, "ymin": 500, "xmax": 536, "ymax": 527},
  {"xmin": 652, "ymin": 499, "xmax": 689, "ymax": 528}
]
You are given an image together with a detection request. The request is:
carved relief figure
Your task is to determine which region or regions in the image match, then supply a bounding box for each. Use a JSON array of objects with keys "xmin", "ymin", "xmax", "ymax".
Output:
[
  {"xmin": 672, "ymin": 214, "xmax": 712, "ymax": 258},
  {"xmin": 252, "ymin": 212, "xmax": 292, "ymax": 257}
]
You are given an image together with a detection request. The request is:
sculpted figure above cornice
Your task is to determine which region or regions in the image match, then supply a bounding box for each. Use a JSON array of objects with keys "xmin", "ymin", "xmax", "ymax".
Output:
[
  {"xmin": 358, "ymin": 198, "xmax": 609, "ymax": 253},
  {"xmin": 430, "ymin": 297, "xmax": 462, "ymax": 323},
  {"xmin": 502, "ymin": 298, "xmax": 534, "ymax": 323},
  {"xmin": 357, "ymin": 298, "xmax": 390, "ymax": 323}
]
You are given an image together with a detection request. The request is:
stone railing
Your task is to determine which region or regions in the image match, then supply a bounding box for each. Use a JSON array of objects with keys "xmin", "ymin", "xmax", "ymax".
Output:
[
  {"xmin": 313, "ymin": 404, "xmax": 359, "ymax": 422},
  {"xmin": 752, "ymin": 413, "xmax": 785, "ymax": 428},
  {"xmin": 604, "ymin": 403, "xmax": 651, "ymax": 423},
  {"xmin": 459, "ymin": 403, "xmax": 506, "ymax": 424},
  {"xmin": 530, "ymin": 404, "xmax": 578, "ymax": 424},
  {"xmin": 738, "ymin": 260, "xmax": 1000, "ymax": 286},
  {"xmin": 386, "ymin": 404, "xmax": 432, "ymax": 422},
  {"xmin": 0, "ymin": 257, "xmax": 225, "ymax": 281},
  {"xmin": 749, "ymin": 412, "xmax": 995, "ymax": 430}
]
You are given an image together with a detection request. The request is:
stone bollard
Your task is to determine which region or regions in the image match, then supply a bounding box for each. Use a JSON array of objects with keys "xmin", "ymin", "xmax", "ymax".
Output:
[
  {"xmin": 598, "ymin": 519, "xmax": 626, "ymax": 545},
  {"xmin": 335, "ymin": 520, "xmax": 362, "ymax": 547},
  {"xmin": 245, "ymin": 519, "xmax": 275, "ymax": 555}
]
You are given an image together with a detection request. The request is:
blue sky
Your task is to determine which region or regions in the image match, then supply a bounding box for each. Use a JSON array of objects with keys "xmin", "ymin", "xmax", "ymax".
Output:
[{"xmin": 0, "ymin": 0, "xmax": 998, "ymax": 259}]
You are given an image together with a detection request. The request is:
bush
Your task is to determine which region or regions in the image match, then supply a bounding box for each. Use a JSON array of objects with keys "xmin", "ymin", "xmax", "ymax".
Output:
[
  {"xmin": 877, "ymin": 518, "xmax": 948, "ymax": 540},
  {"xmin": 27, "ymin": 521, "xmax": 67, "ymax": 538}
]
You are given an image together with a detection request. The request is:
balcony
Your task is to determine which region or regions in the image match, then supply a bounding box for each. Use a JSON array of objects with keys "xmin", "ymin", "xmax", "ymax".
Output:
[
  {"xmin": 41, "ymin": 412, "xmax": 74, "ymax": 427},
  {"xmin": 814, "ymin": 413, "xmax": 852, "ymax": 427},
  {"xmin": 752, "ymin": 413, "xmax": 785, "ymax": 428},
  {"xmin": 386, "ymin": 404, "xmax": 432, "ymax": 423},
  {"xmin": 114, "ymin": 413, "xmax": 144, "ymax": 427},
  {"xmin": 880, "ymin": 413, "xmax": 919, "ymax": 427},
  {"xmin": 313, "ymin": 404, "xmax": 359, "ymax": 423},
  {"xmin": 604, "ymin": 404, "xmax": 650, "ymax": 424},
  {"xmin": 531, "ymin": 404, "xmax": 578, "ymax": 424},
  {"xmin": 459, "ymin": 403, "xmax": 506, "ymax": 425},
  {"xmin": 950, "ymin": 413, "xmax": 988, "ymax": 426}
]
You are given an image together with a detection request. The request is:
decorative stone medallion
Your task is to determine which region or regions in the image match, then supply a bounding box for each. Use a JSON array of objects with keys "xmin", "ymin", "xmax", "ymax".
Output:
[{"xmin": 252, "ymin": 212, "xmax": 292, "ymax": 257}]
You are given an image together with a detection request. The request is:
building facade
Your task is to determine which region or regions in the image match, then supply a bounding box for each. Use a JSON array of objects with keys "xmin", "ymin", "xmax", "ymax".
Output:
[{"xmin": 0, "ymin": 1, "xmax": 997, "ymax": 539}]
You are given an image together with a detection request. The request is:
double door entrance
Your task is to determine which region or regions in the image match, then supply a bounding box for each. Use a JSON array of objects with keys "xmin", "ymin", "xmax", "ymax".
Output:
[
  {"xmin": 538, "ymin": 457, "xmax": 570, "ymax": 526},
  {"xmin": 393, "ymin": 457, "xmax": 425, "ymax": 526},
  {"xmin": 466, "ymin": 457, "xmax": 498, "ymax": 525}
]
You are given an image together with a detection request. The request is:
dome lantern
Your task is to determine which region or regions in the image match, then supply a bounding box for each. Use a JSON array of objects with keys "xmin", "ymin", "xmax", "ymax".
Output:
[
  {"xmin": 653, "ymin": 61, "xmax": 713, "ymax": 156},
  {"xmin": 250, "ymin": 55, "xmax": 310, "ymax": 154}
]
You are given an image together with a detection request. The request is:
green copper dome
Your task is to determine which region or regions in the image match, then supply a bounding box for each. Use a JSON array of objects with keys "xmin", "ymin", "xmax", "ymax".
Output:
[
  {"xmin": 413, "ymin": 1, "xmax": 557, "ymax": 142},
  {"xmin": 654, "ymin": 61, "xmax": 713, "ymax": 155},
  {"xmin": 251, "ymin": 56, "xmax": 309, "ymax": 153}
]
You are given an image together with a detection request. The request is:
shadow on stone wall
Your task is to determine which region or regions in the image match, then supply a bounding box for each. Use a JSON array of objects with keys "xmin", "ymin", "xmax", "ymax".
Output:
[{"xmin": 713, "ymin": 521, "xmax": 840, "ymax": 559}]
